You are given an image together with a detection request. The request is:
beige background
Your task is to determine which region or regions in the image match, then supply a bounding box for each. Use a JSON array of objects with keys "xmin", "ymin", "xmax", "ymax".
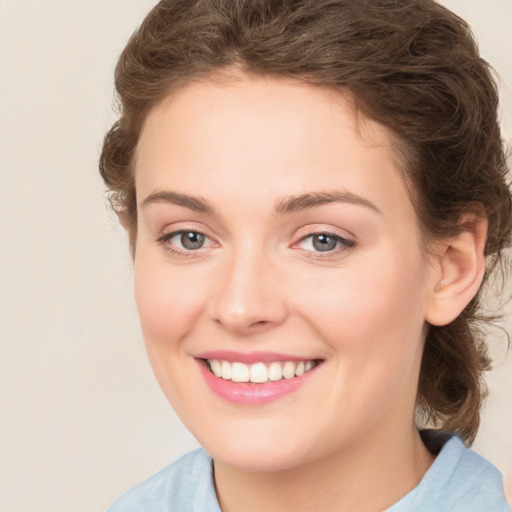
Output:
[{"xmin": 0, "ymin": 1, "xmax": 510, "ymax": 510}]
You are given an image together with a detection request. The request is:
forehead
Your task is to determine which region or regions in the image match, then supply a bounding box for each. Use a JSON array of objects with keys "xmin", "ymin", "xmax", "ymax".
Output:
[
  {"xmin": 135, "ymin": 76, "xmax": 413, "ymax": 222},
  {"xmin": 137, "ymin": 76, "xmax": 392, "ymax": 161}
]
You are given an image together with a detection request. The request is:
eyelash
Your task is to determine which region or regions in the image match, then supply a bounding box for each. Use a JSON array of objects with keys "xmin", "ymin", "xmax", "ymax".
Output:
[
  {"xmin": 156, "ymin": 229, "xmax": 356, "ymax": 259},
  {"xmin": 156, "ymin": 229, "xmax": 213, "ymax": 258},
  {"xmin": 295, "ymin": 232, "xmax": 356, "ymax": 260}
]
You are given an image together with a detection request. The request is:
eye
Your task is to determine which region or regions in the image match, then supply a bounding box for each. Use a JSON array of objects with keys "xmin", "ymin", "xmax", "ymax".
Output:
[
  {"xmin": 297, "ymin": 232, "xmax": 355, "ymax": 253},
  {"xmin": 177, "ymin": 231, "xmax": 206, "ymax": 250},
  {"xmin": 157, "ymin": 230, "xmax": 211, "ymax": 252}
]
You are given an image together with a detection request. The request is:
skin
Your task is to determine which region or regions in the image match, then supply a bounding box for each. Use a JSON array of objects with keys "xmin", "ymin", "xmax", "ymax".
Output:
[{"xmin": 130, "ymin": 75, "xmax": 483, "ymax": 511}]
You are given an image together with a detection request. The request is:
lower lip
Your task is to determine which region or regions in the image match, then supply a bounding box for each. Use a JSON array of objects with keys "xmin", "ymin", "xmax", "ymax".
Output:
[{"xmin": 198, "ymin": 361, "xmax": 317, "ymax": 405}]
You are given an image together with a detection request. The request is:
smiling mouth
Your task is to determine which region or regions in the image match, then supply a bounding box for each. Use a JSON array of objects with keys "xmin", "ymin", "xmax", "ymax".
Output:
[{"xmin": 204, "ymin": 359, "xmax": 321, "ymax": 384}]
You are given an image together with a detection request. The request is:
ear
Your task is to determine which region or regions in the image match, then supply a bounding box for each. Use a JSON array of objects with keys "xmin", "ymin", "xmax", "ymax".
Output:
[
  {"xmin": 425, "ymin": 214, "xmax": 488, "ymax": 326},
  {"xmin": 116, "ymin": 209, "xmax": 131, "ymax": 231}
]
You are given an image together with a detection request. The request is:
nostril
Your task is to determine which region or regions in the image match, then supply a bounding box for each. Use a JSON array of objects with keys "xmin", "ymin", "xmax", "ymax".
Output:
[{"xmin": 250, "ymin": 320, "xmax": 269, "ymax": 327}]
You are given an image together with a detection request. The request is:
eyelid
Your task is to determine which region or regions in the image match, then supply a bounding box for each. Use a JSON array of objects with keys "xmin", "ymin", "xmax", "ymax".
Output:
[
  {"xmin": 291, "ymin": 226, "xmax": 357, "ymax": 258},
  {"xmin": 156, "ymin": 229, "xmax": 212, "ymax": 245},
  {"xmin": 155, "ymin": 220, "xmax": 216, "ymax": 241},
  {"xmin": 293, "ymin": 224, "xmax": 355, "ymax": 243},
  {"xmin": 156, "ymin": 223, "xmax": 218, "ymax": 256},
  {"xmin": 296, "ymin": 232, "xmax": 355, "ymax": 249}
]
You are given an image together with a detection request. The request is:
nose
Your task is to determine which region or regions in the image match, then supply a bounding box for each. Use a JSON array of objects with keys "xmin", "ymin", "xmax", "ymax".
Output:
[{"xmin": 207, "ymin": 247, "xmax": 288, "ymax": 336}]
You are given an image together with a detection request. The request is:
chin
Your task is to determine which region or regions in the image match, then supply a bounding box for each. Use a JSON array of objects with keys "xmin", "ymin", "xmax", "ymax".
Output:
[{"xmin": 199, "ymin": 431, "xmax": 316, "ymax": 473}]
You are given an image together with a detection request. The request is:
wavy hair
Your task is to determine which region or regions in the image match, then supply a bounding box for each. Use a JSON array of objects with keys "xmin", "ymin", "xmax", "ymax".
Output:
[{"xmin": 100, "ymin": 0, "xmax": 512, "ymax": 443}]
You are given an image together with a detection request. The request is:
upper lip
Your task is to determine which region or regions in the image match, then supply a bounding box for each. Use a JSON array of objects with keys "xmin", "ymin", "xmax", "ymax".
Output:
[{"xmin": 195, "ymin": 350, "xmax": 321, "ymax": 364}]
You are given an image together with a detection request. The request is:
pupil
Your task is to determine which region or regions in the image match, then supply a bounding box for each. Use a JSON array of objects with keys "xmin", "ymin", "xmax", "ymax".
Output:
[
  {"xmin": 313, "ymin": 234, "xmax": 337, "ymax": 252},
  {"xmin": 181, "ymin": 232, "xmax": 205, "ymax": 250}
]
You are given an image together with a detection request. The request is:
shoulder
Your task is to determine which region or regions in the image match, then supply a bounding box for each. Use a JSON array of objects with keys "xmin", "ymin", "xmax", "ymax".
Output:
[
  {"xmin": 388, "ymin": 433, "xmax": 509, "ymax": 512},
  {"xmin": 437, "ymin": 438, "xmax": 508, "ymax": 510},
  {"xmin": 106, "ymin": 448, "xmax": 220, "ymax": 512}
]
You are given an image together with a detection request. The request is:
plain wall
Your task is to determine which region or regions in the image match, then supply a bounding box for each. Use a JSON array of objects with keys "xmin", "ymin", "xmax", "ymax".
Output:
[{"xmin": 0, "ymin": 1, "xmax": 510, "ymax": 510}]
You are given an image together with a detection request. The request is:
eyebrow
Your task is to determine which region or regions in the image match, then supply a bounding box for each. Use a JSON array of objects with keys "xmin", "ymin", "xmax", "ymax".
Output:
[
  {"xmin": 141, "ymin": 191, "xmax": 215, "ymax": 214},
  {"xmin": 140, "ymin": 189, "xmax": 380, "ymax": 215},
  {"xmin": 274, "ymin": 191, "xmax": 380, "ymax": 215}
]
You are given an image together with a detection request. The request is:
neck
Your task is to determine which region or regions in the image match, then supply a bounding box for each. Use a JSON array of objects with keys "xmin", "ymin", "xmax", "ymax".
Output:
[{"xmin": 213, "ymin": 424, "xmax": 435, "ymax": 512}]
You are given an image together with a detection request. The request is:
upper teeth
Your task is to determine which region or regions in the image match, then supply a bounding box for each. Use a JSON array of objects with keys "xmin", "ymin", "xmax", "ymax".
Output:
[{"xmin": 208, "ymin": 359, "xmax": 316, "ymax": 383}]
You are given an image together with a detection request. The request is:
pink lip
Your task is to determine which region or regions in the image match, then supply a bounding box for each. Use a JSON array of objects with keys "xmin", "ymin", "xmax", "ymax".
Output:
[
  {"xmin": 196, "ymin": 358, "xmax": 320, "ymax": 405},
  {"xmin": 195, "ymin": 350, "xmax": 314, "ymax": 364}
]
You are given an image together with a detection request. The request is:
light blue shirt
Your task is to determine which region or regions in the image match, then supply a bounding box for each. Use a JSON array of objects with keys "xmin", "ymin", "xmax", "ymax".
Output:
[{"xmin": 107, "ymin": 435, "xmax": 509, "ymax": 511}]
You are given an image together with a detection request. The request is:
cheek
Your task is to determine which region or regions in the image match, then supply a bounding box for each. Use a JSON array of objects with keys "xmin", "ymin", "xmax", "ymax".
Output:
[
  {"xmin": 133, "ymin": 253, "xmax": 206, "ymax": 345},
  {"xmin": 292, "ymin": 255, "xmax": 427, "ymax": 431},
  {"xmin": 293, "ymin": 250, "xmax": 428, "ymax": 358},
  {"xmin": 132, "ymin": 252, "xmax": 209, "ymax": 413}
]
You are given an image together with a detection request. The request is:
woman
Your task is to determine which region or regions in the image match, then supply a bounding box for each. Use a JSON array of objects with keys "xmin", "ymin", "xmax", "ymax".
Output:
[{"xmin": 100, "ymin": 0, "xmax": 512, "ymax": 510}]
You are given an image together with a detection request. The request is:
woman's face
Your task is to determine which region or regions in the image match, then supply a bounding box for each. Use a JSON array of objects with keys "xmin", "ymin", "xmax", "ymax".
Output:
[{"xmin": 133, "ymin": 76, "xmax": 438, "ymax": 471}]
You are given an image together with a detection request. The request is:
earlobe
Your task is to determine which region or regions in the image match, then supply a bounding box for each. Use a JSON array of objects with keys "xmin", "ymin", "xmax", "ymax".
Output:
[
  {"xmin": 116, "ymin": 209, "xmax": 132, "ymax": 231},
  {"xmin": 425, "ymin": 215, "xmax": 488, "ymax": 326}
]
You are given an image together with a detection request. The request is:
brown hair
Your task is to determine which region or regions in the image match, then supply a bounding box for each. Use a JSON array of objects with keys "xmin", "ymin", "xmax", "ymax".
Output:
[{"xmin": 99, "ymin": 0, "xmax": 512, "ymax": 443}]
